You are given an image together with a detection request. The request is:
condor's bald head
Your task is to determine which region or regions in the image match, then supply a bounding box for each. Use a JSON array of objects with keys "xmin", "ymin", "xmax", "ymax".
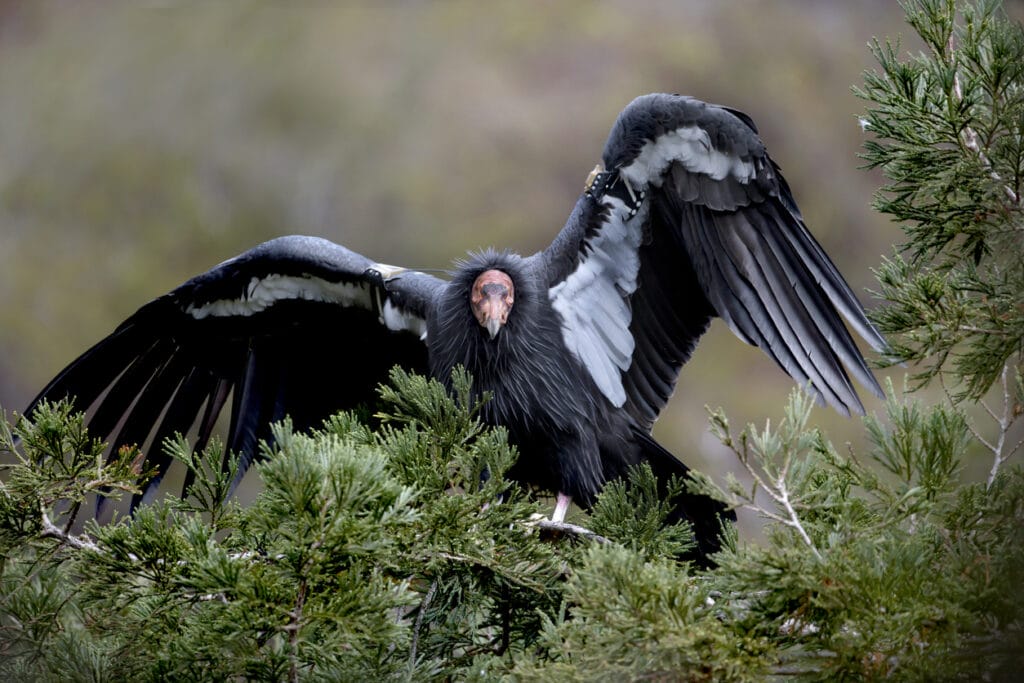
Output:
[{"xmin": 470, "ymin": 269, "xmax": 514, "ymax": 339}]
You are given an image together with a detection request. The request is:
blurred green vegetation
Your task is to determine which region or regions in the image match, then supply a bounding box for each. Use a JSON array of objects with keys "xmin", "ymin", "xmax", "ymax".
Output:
[{"xmin": 1, "ymin": 1, "xmax": 970, "ymax": 531}]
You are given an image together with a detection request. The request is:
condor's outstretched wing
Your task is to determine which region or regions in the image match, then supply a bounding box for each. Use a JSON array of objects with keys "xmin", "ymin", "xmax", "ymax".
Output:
[
  {"xmin": 27, "ymin": 235, "xmax": 444, "ymax": 502},
  {"xmin": 542, "ymin": 93, "xmax": 886, "ymax": 427}
]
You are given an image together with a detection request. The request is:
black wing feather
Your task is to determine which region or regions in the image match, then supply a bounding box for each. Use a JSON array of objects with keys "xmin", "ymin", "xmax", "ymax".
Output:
[
  {"xmin": 29, "ymin": 324, "xmax": 145, "ymax": 414},
  {"xmin": 544, "ymin": 93, "xmax": 884, "ymax": 426},
  {"xmin": 132, "ymin": 366, "xmax": 218, "ymax": 508},
  {"xmin": 701, "ymin": 207, "xmax": 854, "ymax": 410},
  {"xmin": 26, "ymin": 235, "xmax": 444, "ymax": 506}
]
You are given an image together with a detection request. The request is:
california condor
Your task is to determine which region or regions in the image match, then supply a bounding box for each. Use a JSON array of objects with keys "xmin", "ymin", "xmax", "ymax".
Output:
[{"xmin": 26, "ymin": 94, "xmax": 886, "ymax": 561}]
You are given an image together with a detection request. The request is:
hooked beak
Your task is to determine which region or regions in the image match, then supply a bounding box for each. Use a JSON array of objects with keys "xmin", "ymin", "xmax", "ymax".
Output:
[
  {"xmin": 484, "ymin": 308, "xmax": 505, "ymax": 339},
  {"xmin": 471, "ymin": 270, "xmax": 515, "ymax": 340}
]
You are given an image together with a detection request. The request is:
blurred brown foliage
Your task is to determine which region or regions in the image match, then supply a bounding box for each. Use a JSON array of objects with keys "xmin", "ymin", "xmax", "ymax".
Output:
[{"xmin": 1, "ymin": 1, "xmax": 917, "ymax": 508}]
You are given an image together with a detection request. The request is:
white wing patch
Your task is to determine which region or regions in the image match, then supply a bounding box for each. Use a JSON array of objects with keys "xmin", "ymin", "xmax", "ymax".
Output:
[
  {"xmin": 185, "ymin": 274, "xmax": 372, "ymax": 319},
  {"xmin": 619, "ymin": 124, "xmax": 755, "ymax": 188},
  {"xmin": 549, "ymin": 196, "xmax": 644, "ymax": 406},
  {"xmin": 382, "ymin": 299, "xmax": 428, "ymax": 340}
]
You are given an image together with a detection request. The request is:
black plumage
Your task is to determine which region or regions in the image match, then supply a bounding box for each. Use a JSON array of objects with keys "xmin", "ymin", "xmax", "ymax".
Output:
[{"xmin": 26, "ymin": 94, "xmax": 886, "ymax": 561}]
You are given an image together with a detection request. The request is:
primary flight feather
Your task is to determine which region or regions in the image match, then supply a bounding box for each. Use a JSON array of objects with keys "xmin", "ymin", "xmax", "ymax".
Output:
[{"xmin": 27, "ymin": 94, "xmax": 885, "ymax": 562}]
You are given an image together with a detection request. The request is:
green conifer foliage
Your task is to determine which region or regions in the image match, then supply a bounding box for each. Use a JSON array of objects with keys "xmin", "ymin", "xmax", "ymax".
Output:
[{"xmin": 857, "ymin": 0, "xmax": 1024, "ymax": 401}]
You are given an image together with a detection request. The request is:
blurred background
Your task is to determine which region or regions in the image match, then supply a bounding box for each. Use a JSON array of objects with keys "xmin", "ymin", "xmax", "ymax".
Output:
[{"xmin": 2, "ymin": 1, "xmax": 1002, "ymax": 528}]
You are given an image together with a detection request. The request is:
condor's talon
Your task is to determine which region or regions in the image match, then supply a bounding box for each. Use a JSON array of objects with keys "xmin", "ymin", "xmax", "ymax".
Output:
[{"xmin": 523, "ymin": 492, "xmax": 572, "ymax": 526}]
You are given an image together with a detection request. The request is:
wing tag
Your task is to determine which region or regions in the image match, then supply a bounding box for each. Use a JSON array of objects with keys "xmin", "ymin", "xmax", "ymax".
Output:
[{"xmin": 587, "ymin": 168, "xmax": 646, "ymax": 217}]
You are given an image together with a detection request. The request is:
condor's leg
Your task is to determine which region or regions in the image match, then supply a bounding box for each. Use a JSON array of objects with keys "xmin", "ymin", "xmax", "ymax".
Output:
[{"xmin": 551, "ymin": 492, "xmax": 573, "ymax": 523}]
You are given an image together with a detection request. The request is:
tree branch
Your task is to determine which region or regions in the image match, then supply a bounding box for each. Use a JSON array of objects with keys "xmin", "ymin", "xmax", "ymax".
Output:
[
  {"xmin": 39, "ymin": 508, "xmax": 100, "ymax": 553},
  {"xmin": 986, "ymin": 363, "xmax": 1022, "ymax": 487},
  {"xmin": 531, "ymin": 518, "xmax": 611, "ymax": 545},
  {"xmin": 409, "ymin": 578, "xmax": 438, "ymax": 672},
  {"xmin": 949, "ymin": 34, "xmax": 1022, "ymax": 207}
]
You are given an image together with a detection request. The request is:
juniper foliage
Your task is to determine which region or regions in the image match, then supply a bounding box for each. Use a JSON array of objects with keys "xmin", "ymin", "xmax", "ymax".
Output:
[
  {"xmin": 856, "ymin": 0, "xmax": 1024, "ymax": 401},
  {"xmin": 2, "ymin": 1, "xmax": 1024, "ymax": 680}
]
